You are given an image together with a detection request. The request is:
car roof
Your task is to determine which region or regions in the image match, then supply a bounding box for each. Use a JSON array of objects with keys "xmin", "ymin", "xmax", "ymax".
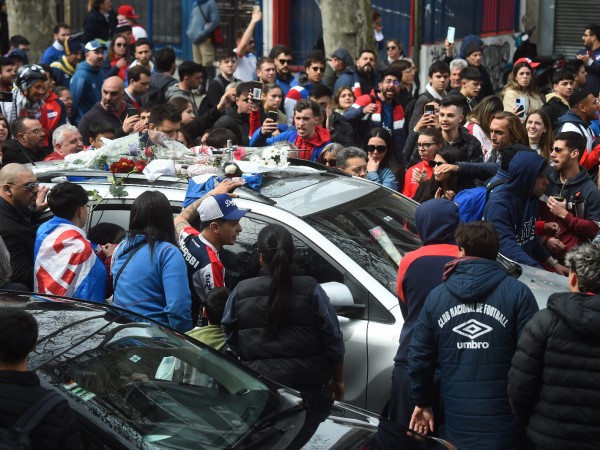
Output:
[{"xmin": 33, "ymin": 160, "xmax": 387, "ymax": 217}]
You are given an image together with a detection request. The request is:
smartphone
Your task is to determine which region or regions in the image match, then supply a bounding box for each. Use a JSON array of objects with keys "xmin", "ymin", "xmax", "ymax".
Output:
[
  {"xmin": 251, "ymin": 81, "xmax": 262, "ymax": 104},
  {"xmin": 267, "ymin": 111, "xmax": 278, "ymax": 122},
  {"xmin": 126, "ymin": 107, "xmax": 138, "ymax": 117},
  {"xmin": 515, "ymin": 97, "xmax": 526, "ymax": 118},
  {"xmin": 0, "ymin": 91, "xmax": 13, "ymax": 102},
  {"xmin": 252, "ymin": 3, "xmax": 261, "ymax": 13},
  {"xmin": 424, "ymin": 104, "xmax": 436, "ymax": 115},
  {"xmin": 447, "ymin": 27, "xmax": 456, "ymax": 44}
]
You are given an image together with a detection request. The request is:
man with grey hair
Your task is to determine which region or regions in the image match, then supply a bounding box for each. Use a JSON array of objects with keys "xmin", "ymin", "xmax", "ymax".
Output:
[
  {"xmin": 336, "ymin": 147, "xmax": 368, "ymax": 178},
  {"xmin": 448, "ymin": 58, "xmax": 468, "ymax": 91},
  {"xmin": 44, "ymin": 124, "xmax": 83, "ymax": 161},
  {"xmin": 0, "ymin": 163, "xmax": 48, "ymax": 290},
  {"xmin": 508, "ymin": 242, "xmax": 600, "ymax": 449}
]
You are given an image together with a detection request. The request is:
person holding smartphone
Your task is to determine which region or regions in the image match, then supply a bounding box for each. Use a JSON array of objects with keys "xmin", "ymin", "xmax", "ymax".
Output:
[{"xmin": 502, "ymin": 58, "xmax": 543, "ymax": 119}]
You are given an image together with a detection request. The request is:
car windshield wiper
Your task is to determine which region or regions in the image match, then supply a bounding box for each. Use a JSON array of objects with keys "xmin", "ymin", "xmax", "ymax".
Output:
[{"xmin": 227, "ymin": 403, "xmax": 306, "ymax": 450}]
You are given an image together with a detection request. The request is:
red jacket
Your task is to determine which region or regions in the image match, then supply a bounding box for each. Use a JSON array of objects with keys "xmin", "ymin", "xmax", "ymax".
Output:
[{"xmin": 40, "ymin": 91, "xmax": 67, "ymax": 148}]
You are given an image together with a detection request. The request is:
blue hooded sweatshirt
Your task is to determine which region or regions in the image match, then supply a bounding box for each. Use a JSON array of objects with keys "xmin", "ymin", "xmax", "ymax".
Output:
[
  {"xmin": 69, "ymin": 61, "xmax": 104, "ymax": 124},
  {"xmin": 112, "ymin": 234, "xmax": 192, "ymax": 332},
  {"xmin": 394, "ymin": 199, "xmax": 460, "ymax": 365},
  {"xmin": 483, "ymin": 151, "xmax": 551, "ymax": 268}
]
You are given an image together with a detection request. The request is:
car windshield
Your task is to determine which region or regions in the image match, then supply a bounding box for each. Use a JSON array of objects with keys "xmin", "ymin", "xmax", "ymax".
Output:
[
  {"xmin": 305, "ymin": 189, "xmax": 421, "ymax": 295},
  {"xmin": 26, "ymin": 302, "xmax": 277, "ymax": 449}
]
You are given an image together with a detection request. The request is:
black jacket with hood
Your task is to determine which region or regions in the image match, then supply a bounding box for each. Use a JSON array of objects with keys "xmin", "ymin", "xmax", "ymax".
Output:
[{"xmin": 508, "ymin": 292, "xmax": 600, "ymax": 450}]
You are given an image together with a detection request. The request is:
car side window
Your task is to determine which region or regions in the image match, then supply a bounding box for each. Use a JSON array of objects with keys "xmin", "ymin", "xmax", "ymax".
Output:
[{"xmin": 221, "ymin": 214, "xmax": 369, "ymax": 320}]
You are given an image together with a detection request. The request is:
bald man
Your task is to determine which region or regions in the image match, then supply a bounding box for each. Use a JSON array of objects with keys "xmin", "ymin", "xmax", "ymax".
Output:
[
  {"xmin": 77, "ymin": 76, "xmax": 144, "ymax": 144},
  {"xmin": 0, "ymin": 164, "xmax": 48, "ymax": 290}
]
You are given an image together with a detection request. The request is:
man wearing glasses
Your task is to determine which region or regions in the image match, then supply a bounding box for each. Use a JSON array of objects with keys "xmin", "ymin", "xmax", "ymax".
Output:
[
  {"xmin": 577, "ymin": 24, "xmax": 600, "ymax": 97},
  {"xmin": 284, "ymin": 53, "xmax": 326, "ymax": 125},
  {"xmin": 269, "ymin": 45, "xmax": 294, "ymax": 97},
  {"xmin": 0, "ymin": 163, "xmax": 48, "ymax": 290},
  {"xmin": 343, "ymin": 68, "xmax": 406, "ymax": 157},
  {"xmin": 2, "ymin": 117, "xmax": 50, "ymax": 165}
]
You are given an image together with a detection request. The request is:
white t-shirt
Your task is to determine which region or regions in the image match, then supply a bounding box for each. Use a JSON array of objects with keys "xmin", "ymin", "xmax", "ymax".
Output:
[{"xmin": 233, "ymin": 48, "xmax": 257, "ymax": 82}]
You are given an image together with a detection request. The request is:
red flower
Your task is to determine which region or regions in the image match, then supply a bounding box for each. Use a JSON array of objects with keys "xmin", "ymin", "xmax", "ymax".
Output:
[
  {"xmin": 144, "ymin": 147, "xmax": 154, "ymax": 158},
  {"xmin": 110, "ymin": 158, "xmax": 135, "ymax": 173}
]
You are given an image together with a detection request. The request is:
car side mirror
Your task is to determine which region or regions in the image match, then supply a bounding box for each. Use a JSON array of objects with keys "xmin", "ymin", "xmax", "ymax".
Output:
[{"xmin": 321, "ymin": 282, "xmax": 354, "ymax": 307}]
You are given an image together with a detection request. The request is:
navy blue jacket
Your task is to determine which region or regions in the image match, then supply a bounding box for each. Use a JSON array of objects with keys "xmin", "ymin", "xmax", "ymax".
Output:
[
  {"xmin": 394, "ymin": 199, "xmax": 459, "ymax": 365},
  {"xmin": 409, "ymin": 257, "xmax": 538, "ymax": 450},
  {"xmin": 484, "ymin": 151, "xmax": 551, "ymax": 268}
]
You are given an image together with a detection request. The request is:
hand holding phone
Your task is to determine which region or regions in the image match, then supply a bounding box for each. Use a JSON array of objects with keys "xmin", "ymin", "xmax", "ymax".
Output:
[
  {"xmin": 266, "ymin": 111, "xmax": 278, "ymax": 122},
  {"xmin": 251, "ymin": 81, "xmax": 262, "ymax": 104},
  {"xmin": 515, "ymin": 97, "xmax": 526, "ymax": 118},
  {"xmin": 447, "ymin": 27, "xmax": 455, "ymax": 44},
  {"xmin": 127, "ymin": 107, "xmax": 138, "ymax": 117}
]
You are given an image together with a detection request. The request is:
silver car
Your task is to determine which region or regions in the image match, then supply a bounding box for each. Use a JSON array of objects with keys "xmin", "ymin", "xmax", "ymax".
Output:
[{"xmin": 34, "ymin": 162, "xmax": 568, "ymax": 414}]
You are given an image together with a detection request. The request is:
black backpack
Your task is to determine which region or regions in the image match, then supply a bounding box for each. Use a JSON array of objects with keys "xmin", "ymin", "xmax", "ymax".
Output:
[{"xmin": 0, "ymin": 390, "xmax": 65, "ymax": 450}]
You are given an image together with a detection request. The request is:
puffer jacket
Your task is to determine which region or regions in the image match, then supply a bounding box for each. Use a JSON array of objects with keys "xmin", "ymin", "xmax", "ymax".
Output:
[
  {"xmin": 222, "ymin": 275, "xmax": 344, "ymax": 389},
  {"xmin": 508, "ymin": 292, "xmax": 600, "ymax": 450},
  {"xmin": 409, "ymin": 257, "xmax": 539, "ymax": 450}
]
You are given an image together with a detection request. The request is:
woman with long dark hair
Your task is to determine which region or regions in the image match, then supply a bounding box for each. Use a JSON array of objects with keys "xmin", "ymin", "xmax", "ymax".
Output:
[
  {"xmin": 102, "ymin": 34, "xmax": 130, "ymax": 81},
  {"xmin": 111, "ymin": 191, "xmax": 192, "ymax": 332},
  {"xmin": 525, "ymin": 109, "xmax": 553, "ymax": 161},
  {"xmin": 365, "ymin": 127, "xmax": 405, "ymax": 190},
  {"xmin": 222, "ymin": 224, "xmax": 345, "ymax": 400},
  {"xmin": 413, "ymin": 146, "xmax": 464, "ymax": 202}
]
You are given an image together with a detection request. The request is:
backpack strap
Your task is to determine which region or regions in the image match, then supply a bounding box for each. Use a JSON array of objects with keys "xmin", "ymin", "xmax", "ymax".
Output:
[
  {"xmin": 12, "ymin": 390, "xmax": 66, "ymax": 435},
  {"xmin": 113, "ymin": 241, "xmax": 148, "ymax": 295},
  {"xmin": 485, "ymin": 178, "xmax": 507, "ymax": 201}
]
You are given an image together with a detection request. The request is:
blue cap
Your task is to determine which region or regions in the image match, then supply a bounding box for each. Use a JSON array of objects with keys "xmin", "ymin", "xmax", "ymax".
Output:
[
  {"xmin": 84, "ymin": 40, "xmax": 107, "ymax": 53},
  {"xmin": 197, "ymin": 193, "xmax": 250, "ymax": 222}
]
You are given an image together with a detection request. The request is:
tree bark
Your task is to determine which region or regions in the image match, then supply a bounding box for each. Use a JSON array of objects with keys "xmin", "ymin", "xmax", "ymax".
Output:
[
  {"xmin": 6, "ymin": 0, "xmax": 57, "ymax": 64},
  {"xmin": 321, "ymin": 0, "xmax": 374, "ymax": 59}
]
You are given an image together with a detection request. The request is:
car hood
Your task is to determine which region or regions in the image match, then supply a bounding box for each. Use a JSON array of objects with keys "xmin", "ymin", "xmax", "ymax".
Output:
[{"xmin": 303, "ymin": 401, "xmax": 379, "ymax": 449}]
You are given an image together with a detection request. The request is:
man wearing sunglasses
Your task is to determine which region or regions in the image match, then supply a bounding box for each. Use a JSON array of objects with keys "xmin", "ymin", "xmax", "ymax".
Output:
[
  {"xmin": 540, "ymin": 131, "xmax": 600, "ymax": 262},
  {"xmin": 2, "ymin": 117, "xmax": 50, "ymax": 165},
  {"xmin": 284, "ymin": 53, "xmax": 326, "ymax": 125},
  {"xmin": 269, "ymin": 44, "xmax": 294, "ymax": 97},
  {"xmin": 0, "ymin": 163, "xmax": 48, "ymax": 290}
]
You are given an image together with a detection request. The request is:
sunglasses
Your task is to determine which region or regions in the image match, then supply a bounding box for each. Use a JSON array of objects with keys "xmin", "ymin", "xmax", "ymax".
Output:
[
  {"xmin": 429, "ymin": 160, "xmax": 445, "ymax": 167},
  {"xmin": 310, "ymin": 66, "xmax": 325, "ymax": 72},
  {"xmin": 278, "ymin": 58, "xmax": 293, "ymax": 65},
  {"xmin": 322, "ymin": 158, "xmax": 337, "ymax": 167},
  {"xmin": 387, "ymin": 46, "xmax": 397, "ymax": 50},
  {"xmin": 366, "ymin": 145, "xmax": 387, "ymax": 152},
  {"xmin": 115, "ymin": 43, "xmax": 127, "ymax": 47},
  {"xmin": 8, "ymin": 182, "xmax": 39, "ymax": 192}
]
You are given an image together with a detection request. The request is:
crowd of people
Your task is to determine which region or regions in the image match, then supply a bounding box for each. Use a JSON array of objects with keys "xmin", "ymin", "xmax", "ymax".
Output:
[{"xmin": 0, "ymin": 1, "xmax": 599, "ymax": 448}]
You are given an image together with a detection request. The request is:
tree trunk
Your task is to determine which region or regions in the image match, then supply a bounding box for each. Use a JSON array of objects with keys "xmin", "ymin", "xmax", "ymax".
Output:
[
  {"xmin": 7, "ymin": 0, "xmax": 57, "ymax": 64},
  {"xmin": 321, "ymin": 0, "xmax": 374, "ymax": 59}
]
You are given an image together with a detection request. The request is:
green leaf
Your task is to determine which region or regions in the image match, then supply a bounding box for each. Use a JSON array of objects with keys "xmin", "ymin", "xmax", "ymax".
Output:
[{"xmin": 109, "ymin": 185, "xmax": 128, "ymax": 198}]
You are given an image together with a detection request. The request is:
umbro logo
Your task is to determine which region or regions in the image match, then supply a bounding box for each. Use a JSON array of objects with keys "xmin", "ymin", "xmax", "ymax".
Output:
[{"xmin": 453, "ymin": 319, "xmax": 492, "ymax": 339}]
